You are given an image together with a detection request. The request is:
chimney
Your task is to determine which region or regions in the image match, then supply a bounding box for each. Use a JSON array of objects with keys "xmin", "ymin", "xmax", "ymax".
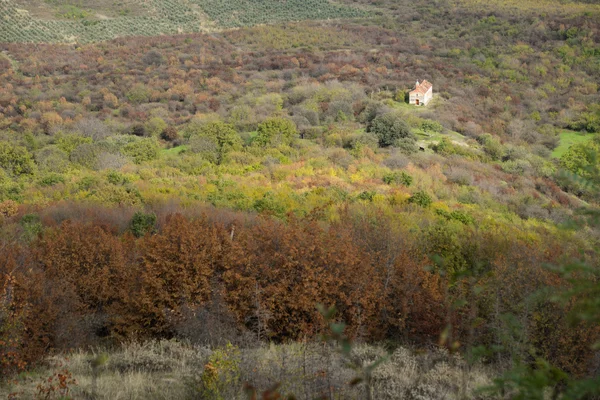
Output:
[{"xmin": 416, "ymin": 80, "xmax": 419, "ymax": 87}]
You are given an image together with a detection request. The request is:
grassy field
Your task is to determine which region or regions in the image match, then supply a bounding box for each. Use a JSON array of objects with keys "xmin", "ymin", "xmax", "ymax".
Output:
[
  {"xmin": 552, "ymin": 130, "xmax": 595, "ymax": 158},
  {"xmin": 1, "ymin": 340, "xmax": 495, "ymax": 400}
]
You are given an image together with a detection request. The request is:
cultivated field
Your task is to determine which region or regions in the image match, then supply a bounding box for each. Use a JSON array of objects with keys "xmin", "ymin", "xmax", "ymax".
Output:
[{"xmin": 0, "ymin": 0, "xmax": 368, "ymax": 43}]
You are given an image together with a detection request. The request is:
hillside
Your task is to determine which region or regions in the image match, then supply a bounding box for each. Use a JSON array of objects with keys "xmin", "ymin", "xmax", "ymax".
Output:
[
  {"xmin": 0, "ymin": 0, "xmax": 367, "ymax": 43},
  {"xmin": 0, "ymin": 0, "xmax": 599, "ymax": 398}
]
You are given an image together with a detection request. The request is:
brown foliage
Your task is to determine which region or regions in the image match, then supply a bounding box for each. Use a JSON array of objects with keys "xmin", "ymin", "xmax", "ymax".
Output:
[{"xmin": 0, "ymin": 206, "xmax": 596, "ymax": 378}]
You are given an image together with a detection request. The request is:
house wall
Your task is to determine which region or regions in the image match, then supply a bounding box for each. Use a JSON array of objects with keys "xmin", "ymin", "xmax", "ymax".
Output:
[
  {"xmin": 409, "ymin": 87, "xmax": 432, "ymax": 105},
  {"xmin": 424, "ymin": 87, "xmax": 433, "ymax": 104},
  {"xmin": 409, "ymin": 93, "xmax": 423, "ymax": 104}
]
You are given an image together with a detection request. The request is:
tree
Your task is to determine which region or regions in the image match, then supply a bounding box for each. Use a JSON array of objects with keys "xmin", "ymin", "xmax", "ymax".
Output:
[
  {"xmin": 142, "ymin": 50, "xmax": 164, "ymax": 66},
  {"xmin": 367, "ymin": 112, "xmax": 412, "ymax": 147},
  {"xmin": 122, "ymin": 138, "xmax": 160, "ymax": 164},
  {"xmin": 130, "ymin": 211, "xmax": 157, "ymax": 238},
  {"xmin": 0, "ymin": 142, "xmax": 35, "ymax": 176},
  {"xmin": 191, "ymin": 122, "xmax": 242, "ymax": 164},
  {"xmin": 560, "ymin": 136, "xmax": 599, "ymax": 184},
  {"xmin": 254, "ymin": 117, "xmax": 297, "ymax": 147}
]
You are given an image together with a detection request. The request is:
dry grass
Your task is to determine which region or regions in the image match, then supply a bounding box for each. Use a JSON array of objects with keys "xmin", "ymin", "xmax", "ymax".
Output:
[{"xmin": 1, "ymin": 340, "xmax": 496, "ymax": 399}]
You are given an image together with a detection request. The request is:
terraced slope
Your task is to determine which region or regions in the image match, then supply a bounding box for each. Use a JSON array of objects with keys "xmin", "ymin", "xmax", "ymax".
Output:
[
  {"xmin": 0, "ymin": 0, "xmax": 367, "ymax": 43},
  {"xmin": 191, "ymin": 0, "xmax": 366, "ymax": 28}
]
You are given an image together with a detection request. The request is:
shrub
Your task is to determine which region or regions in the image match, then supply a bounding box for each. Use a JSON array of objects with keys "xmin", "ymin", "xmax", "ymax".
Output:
[
  {"xmin": 430, "ymin": 138, "xmax": 478, "ymax": 159},
  {"xmin": 189, "ymin": 122, "xmax": 241, "ymax": 165},
  {"xmin": 253, "ymin": 192, "xmax": 286, "ymax": 216},
  {"xmin": 97, "ymin": 152, "xmax": 130, "ymax": 170},
  {"xmin": 189, "ymin": 136, "xmax": 219, "ymax": 163},
  {"xmin": 408, "ymin": 191, "xmax": 433, "ymax": 207},
  {"xmin": 421, "ymin": 120, "xmax": 444, "ymax": 133},
  {"xmin": 357, "ymin": 100, "xmax": 387, "ymax": 124},
  {"xmin": 70, "ymin": 143, "xmax": 103, "ymax": 169},
  {"xmin": 122, "ymin": 138, "xmax": 160, "ymax": 164},
  {"xmin": 383, "ymin": 153, "xmax": 410, "ymax": 169},
  {"xmin": 38, "ymin": 173, "xmax": 65, "ymax": 187},
  {"xmin": 130, "ymin": 211, "xmax": 157, "ymax": 238},
  {"xmin": 56, "ymin": 134, "xmax": 93, "ymax": 155},
  {"xmin": 383, "ymin": 171, "xmax": 413, "ymax": 186},
  {"xmin": 0, "ymin": 199, "xmax": 18, "ymax": 217},
  {"xmin": 199, "ymin": 343, "xmax": 241, "ymax": 400},
  {"xmin": 142, "ymin": 50, "xmax": 164, "ymax": 66},
  {"xmin": 367, "ymin": 112, "xmax": 412, "ymax": 147},
  {"xmin": 394, "ymin": 136, "xmax": 419, "ymax": 154},
  {"xmin": 161, "ymin": 127, "xmax": 180, "ymax": 142},
  {"xmin": 146, "ymin": 117, "xmax": 168, "ymax": 138},
  {"xmin": 357, "ymin": 190, "xmax": 377, "ymax": 202},
  {"xmin": 0, "ymin": 142, "xmax": 35, "ymax": 176},
  {"xmin": 126, "ymin": 84, "xmax": 151, "ymax": 105},
  {"xmin": 74, "ymin": 118, "xmax": 110, "ymax": 141},
  {"xmin": 478, "ymin": 134, "xmax": 504, "ymax": 161},
  {"xmin": 130, "ymin": 124, "xmax": 146, "ymax": 137},
  {"xmin": 560, "ymin": 138, "xmax": 600, "ymax": 182},
  {"xmin": 34, "ymin": 146, "xmax": 70, "ymax": 173},
  {"xmin": 435, "ymin": 209, "xmax": 474, "ymax": 225},
  {"xmin": 254, "ymin": 117, "xmax": 298, "ymax": 147},
  {"xmin": 20, "ymin": 213, "xmax": 42, "ymax": 241},
  {"xmin": 106, "ymin": 170, "xmax": 130, "ymax": 185}
]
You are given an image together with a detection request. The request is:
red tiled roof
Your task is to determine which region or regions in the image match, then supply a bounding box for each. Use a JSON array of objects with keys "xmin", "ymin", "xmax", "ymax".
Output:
[{"xmin": 410, "ymin": 80, "xmax": 432, "ymax": 95}]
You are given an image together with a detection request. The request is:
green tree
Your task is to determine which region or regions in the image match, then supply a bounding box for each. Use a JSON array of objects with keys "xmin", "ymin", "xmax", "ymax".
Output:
[
  {"xmin": 56, "ymin": 133, "xmax": 93, "ymax": 155},
  {"xmin": 0, "ymin": 142, "xmax": 35, "ymax": 176},
  {"xmin": 560, "ymin": 136, "xmax": 599, "ymax": 183},
  {"xmin": 367, "ymin": 112, "xmax": 412, "ymax": 147},
  {"xmin": 191, "ymin": 122, "xmax": 242, "ymax": 165},
  {"xmin": 130, "ymin": 211, "xmax": 157, "ymax": 238},
  {"xmin": 122, "ymin": 138, "xmax": 160, "ymax": 164},
  {"xmin": 254, "ymin": 117, "xmax": 297, "ymax": 147},
  {"xmin": 145, "ymin": 117, "xmax": 167, "ymax": 138},
  {"xmin": 408, "ymin": 190, "xmax": 432, "ymax": 207}
]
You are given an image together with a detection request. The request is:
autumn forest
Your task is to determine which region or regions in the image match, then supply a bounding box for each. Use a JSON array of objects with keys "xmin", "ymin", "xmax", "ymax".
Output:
[{"xmin": 0, "ymin": 0, "xmax": 599, "ymax": 398}]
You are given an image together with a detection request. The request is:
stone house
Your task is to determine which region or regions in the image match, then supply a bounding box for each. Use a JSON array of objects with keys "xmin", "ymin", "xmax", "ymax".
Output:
[{"xmin": 409, "ymin": 80, "xmax": 433, "ymax": 106}]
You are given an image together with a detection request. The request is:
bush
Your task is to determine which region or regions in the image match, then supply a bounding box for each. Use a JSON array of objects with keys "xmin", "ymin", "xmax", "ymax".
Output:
[
  {"xmin": 189, "ymin": 122, "xmax": 242, "ymax": 165},
  {"xmin": 56, "ymin": 134, "xmax": 93, "ymax": 155},
  {"xmin": 146, "ymin": 117, "xmax": 168, "ymax": 138},
  {"xmin": 421, "ymin": 120, "xmax": 444, "ymax": 133},
  {"xmin": 199, "ymin": 343, "xmax": 240, "ymax": 400},
  {"xmin": 142, "ymin": 50, "xmax": 164, "ymax": 66},
  {"xmin": 559, "ymin": 138, "xmax": 600, "ymax": 182},
  {"xmin": 130, "ymin": 124, "xmax": 147, "ymax": 137},
  {"xmin": 122, "ymin": 138, "xmax": 161, "ymax": 164},
  {"xmin": 126, "ymin": 84, "xmax": 151, "ymax": 105},
  {"xmin": 408, "ymin": 191, "xmax": 433, "ymax": 207},
  {"xmin": 367, "ymin": 112, "xmax": 412, "ymax": 147},
  {"xmin": 0, "ymin": 142, "xmax": 35, "ymax": 176},
  {"xmin": 38, "ymin": 173, "xmax": 65, "ymax": 187},
  {"xmin": 357, "ymin": 190, "xmax": 377, "ymax": 202},
  {"xmin": 161, "ymin": 127, "xmax": 180, "ymax": 142},
  {"xmin": 130, "ymin": 211, "xmax": 157, "ymax": 238},
  {"xmin": 394, "ymin": 136, "xmax": 419, "ymax": 154},
  {"xmin": 383, "ymin": 153, "xmax": 410, "ymax": 169},
  {"xmin": 383, "ymin": 171, "xmax": 413, "ymax": 186},
  {"xmin": 70, "ymin": 143, "xmax": 103, "ymax": 169},
  {"xmin": 20, "ymin": 213, "xmax": 42, "ymax": 241},
  {"xmin": 0, "ymin": 199, "xmax": 18, "ymax": 217},
  {"xmin": 74, "ymin": 118, "xmax": 110, "ymax": 141},
  {"xmin": 106, "ymin": 170, "xmax": 130, "ymax": 185},
  {"xmin": 254, "ymin": 117, "xmax": 298, "ymax": 147},
  {"xmin": 189, "ymin": 136, "xmax": 219, "ymax": 163},
  {"xmin": 34, "ymin": 146, "xmax": 70, "ymax": 173},
  {"xmin": 435, "ymin": 209, "xmax": 474, "ymax": 225},
  {"xmin": 477, "ymin": 134, "xmax": 504, "ymax": 161}
]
